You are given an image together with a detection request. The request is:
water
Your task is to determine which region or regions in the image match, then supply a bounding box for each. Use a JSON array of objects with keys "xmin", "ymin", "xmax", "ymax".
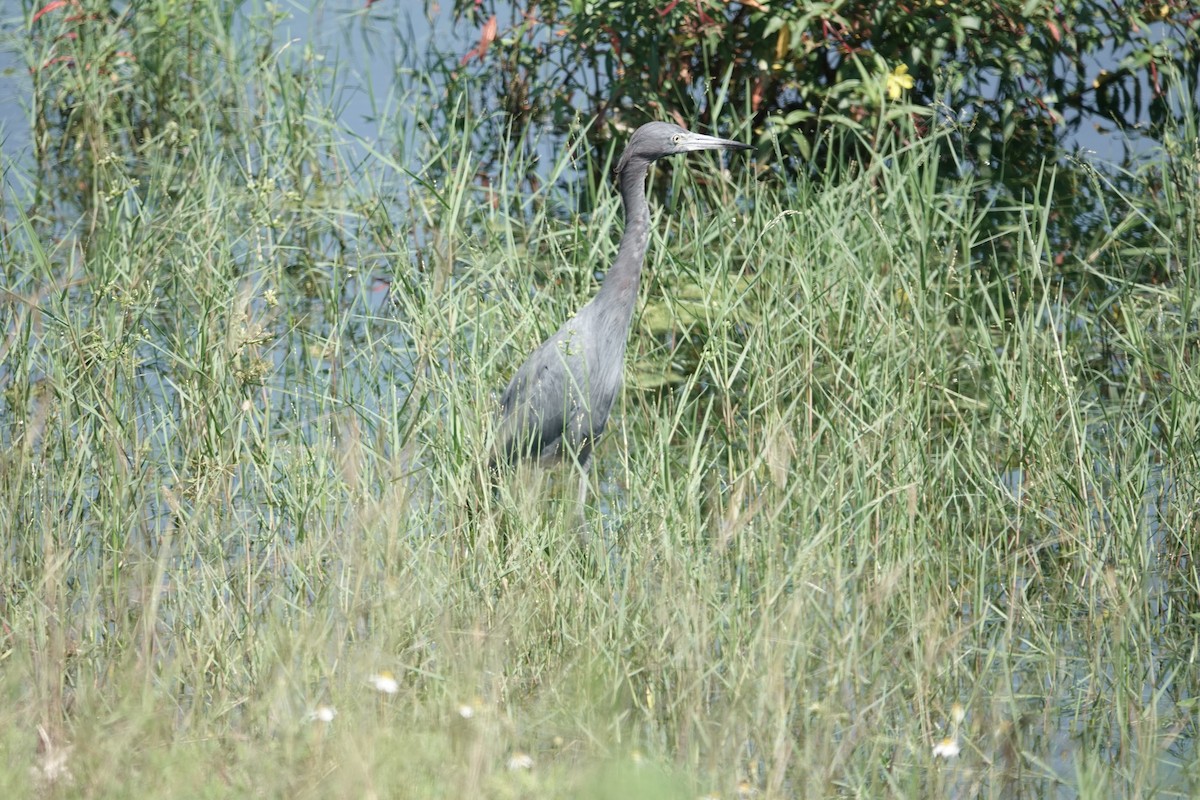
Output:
[
  {"xmin": 0, "ymin": 1, "xmax": 33, "ymax": 177},
  {"xmin": 0, "ymin": 0, "xmax": 473, "ymax": 180}
]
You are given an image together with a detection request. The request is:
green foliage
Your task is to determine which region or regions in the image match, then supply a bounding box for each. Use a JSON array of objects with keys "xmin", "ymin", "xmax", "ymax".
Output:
[
  {"xmin": 449, "ymin": 0, "xmax": 1198, "ymax": 154},
  {"xmin": 446, "ymin": 0, "xmax": 1199, "ymax": 266}
]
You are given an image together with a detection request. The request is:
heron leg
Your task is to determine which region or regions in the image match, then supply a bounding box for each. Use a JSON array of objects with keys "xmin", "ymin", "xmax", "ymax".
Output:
[
  {"xmin": 564, "ymin": 447, "xmax": 593, "ymax": 541},
  {"xmin": 576, "ymin": 451, "xmax": 593, "ymax": 508}
]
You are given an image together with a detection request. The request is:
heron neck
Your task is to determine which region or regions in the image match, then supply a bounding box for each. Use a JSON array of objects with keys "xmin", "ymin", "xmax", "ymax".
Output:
[{"xmin": 597, "ymin": 161, "xmax": 651, "ymax": 312}]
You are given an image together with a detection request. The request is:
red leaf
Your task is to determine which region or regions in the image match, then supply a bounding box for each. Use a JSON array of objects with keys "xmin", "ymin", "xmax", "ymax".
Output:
[
  {"xmin": 460, "ymin": 15, "xmax": 497, "ymax": 65},
  {"xmin": 31, "ymin": 0, "xmax": 74, "ymax": 25}
]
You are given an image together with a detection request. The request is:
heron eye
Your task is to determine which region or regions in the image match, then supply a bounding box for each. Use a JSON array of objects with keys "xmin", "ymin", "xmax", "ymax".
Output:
[{"xmin": 672, "ymin": 133, "xmax": 682, "ymax": 144}]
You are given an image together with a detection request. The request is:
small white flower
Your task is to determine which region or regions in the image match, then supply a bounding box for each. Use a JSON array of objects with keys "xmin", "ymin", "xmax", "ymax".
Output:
[
  {"xmin": 308, "ymin": 705, "xmax": 336, "ymax": 723},
  {"xmin": 369, "ymin": 671, "xmax": 399, "ymax": 694},
  {"xmin": 506, "ymin": 751, "xmax": 534, "ymax": 770},
  {"xmin": 457, "ymin": 704, "xmax": 475, "ymax": 719},
  {"xmin": 932, "ymin": 737, "xmax": 961, "ymax": 758}
]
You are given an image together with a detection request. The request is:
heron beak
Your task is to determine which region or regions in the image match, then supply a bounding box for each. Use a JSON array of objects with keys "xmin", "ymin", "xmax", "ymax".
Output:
[{"xmin": 678, "ymin": 132, "xmax": 753, "ymax": 152}]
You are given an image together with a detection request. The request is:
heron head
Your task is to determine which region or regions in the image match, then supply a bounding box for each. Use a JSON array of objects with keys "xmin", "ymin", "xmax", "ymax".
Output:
[{"xmin": 615, "ymin": 121, "xmax": 752, "ymax": 175}]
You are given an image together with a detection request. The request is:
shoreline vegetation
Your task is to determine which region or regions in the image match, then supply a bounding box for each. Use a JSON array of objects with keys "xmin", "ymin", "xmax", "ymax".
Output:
[{"xmin": 2, "ymin": 1, "xmax": 1197, "ymax": 796}]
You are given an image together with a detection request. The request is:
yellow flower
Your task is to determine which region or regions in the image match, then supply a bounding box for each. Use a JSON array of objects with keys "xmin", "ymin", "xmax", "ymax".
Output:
[{"xmin": 886, "ymin": 63, "xmax": 915, "ymax": 100}]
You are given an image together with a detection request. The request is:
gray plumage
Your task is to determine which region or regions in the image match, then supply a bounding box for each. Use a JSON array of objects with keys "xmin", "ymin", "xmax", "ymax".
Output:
[{"xmin": 491, "ymin": 121, "xmax": 752, "ymax": 477}]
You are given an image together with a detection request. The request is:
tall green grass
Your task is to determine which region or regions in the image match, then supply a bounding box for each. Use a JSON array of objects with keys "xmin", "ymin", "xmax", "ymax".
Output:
[{"xmin": 2, "ymin": 1, "xmax": 1198, "ymax": 796}]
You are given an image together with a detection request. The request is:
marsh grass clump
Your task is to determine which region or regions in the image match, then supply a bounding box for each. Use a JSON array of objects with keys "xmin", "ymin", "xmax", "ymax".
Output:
[{"xmin": 1, "ymin": 1, "xmax": 1199, "ymax": 796}]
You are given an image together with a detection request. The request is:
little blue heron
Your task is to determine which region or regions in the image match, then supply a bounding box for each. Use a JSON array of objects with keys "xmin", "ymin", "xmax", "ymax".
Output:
[{"xmin": 490, "ymin": 121, "xmax": 752, "ymax": 497}]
